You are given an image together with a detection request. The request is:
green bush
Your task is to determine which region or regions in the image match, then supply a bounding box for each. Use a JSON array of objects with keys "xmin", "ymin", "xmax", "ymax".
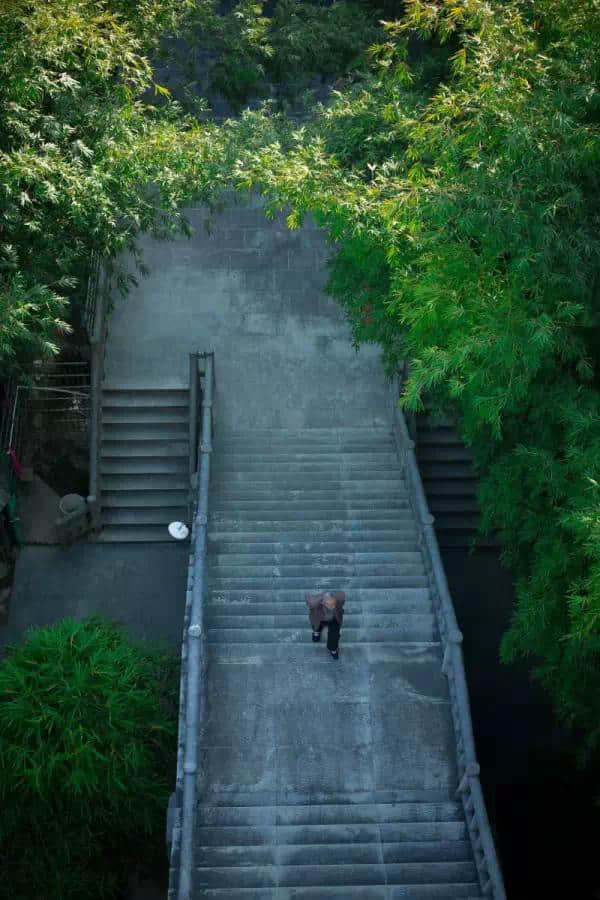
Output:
[
  {"xmin": 171, "ymin": 0, "xmax": 383, "ymax": 113},
  {"xmin": 0, "ymin": 0, "xmax": 230, "ymax": 376},
  {"xmin": 0, "ymin": 616, "xmax": 179, "ymax": 900}
]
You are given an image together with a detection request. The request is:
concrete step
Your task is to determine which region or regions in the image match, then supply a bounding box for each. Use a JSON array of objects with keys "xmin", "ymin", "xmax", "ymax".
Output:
[
  {"xmin": 195, "ymin": 843, "xmax": 381, "ymax": 868},
  {"xmin": 422, "ymin": 480, "xmax": 477, "ymax": 497},
  {"xmin": 209, "ymin": 552, "xmax": 423, "ymax": 566},
  {"xmin": 204, "ymin": 641, "xmax": 442, "ymax": 665},
  {"xmin": 100, "ymin": 438, "xmax": 188, "ymax": 457},
  {"xmin": 210, "ymin": 472, "xmax": 405, "ymax": 485},
  {"xmin": 426, "ymin": 499, "xmax": 479, "ymax": 514},
  {"xmin": 215, "ymin": 443, "xmax": 397, "ymax": 455},
  {"xmin": 217, "ymin": 431, "xmax": 393, "ymax": 442},
  {"xmin": 101, "ymin": 406, "xmax": 188, "ymax": 424},
  {"xmin": 210, "ymin": 487, "xmax": 408, "ymax": 499},
  {"xmin": 206, "ymin": 600, "xmax": 432, "ymax": 617},
  {"xmin": 198, "ymin": 795, "xmax": 460, "ymax": 820},
  {"xmin": 102, "ymin": 490, "xmax": 188, "ymax": 508},
  {"xmin": 217, "ymin": 428, "xmax": 393, "ymax": 438},
  {"xmin": 416, "ymin": 428, "xmax": 462, "ymax": 444},
  {"xmin": 432, "ymin": 516, "xmax": 481, "ymax": 531},
  {"xmin": 213, "ymin": 452, "xmax": 399, "ymax": 464},
  {"xmin": 210, "ymin": 492, "xmax": 409, "ymax": 505},
  {"xmin": 205, "ymin": 614, "xmax": 436, "ymax": 637},
  {"xmin": 383, "ymin": 841, "xmax": 471, "ymax": 864},
  {"xmin": 208, "ymin": 575, "xmax": 429, "ymax": 589},
  {"xmin": 207, "ymin": 588, "xmax": 431, "ymax": 605},
  {"xmin": 207, "ymin": 527, "xmax": 419, "ymax": 540},
  {"xmin": 205, "ymin": 623, "xmax": 436, "ymax": 642},
  {"xmin": 95, "ymin": 524, "xmax": 188, "ymax": 542},
  {"xmin": 194, "ymin": 861, "xmax": 477, "ymax": 889},
  {"xmin": 210, "ymin": 468, "xmax": 401, "ymax": 484},
  {"xmin": 102, "ymin": 388, "xmax": 188, "ymax": 407},
  {"xmin": 101, "ymin": 507, "xmax": 188, "ymax": 525},
  {"xmin": 103, "ymin": 473, "xmax": 188, "ymax": 491},
  {"xmin": 208, "ymin": 563, "xmax": 426, "ymax": 578},
  {"xmin": 100, "ymin": 456, "xmax": 188, "ymax": 474},
  {"xmin": 101, "ymin": 421, "xmax": 189, "ymax": 441},
  {"xmin": 205, "ymin": 607, "xmax": 434, "ymax": 624},
  {"xmin": 194, "ymin": 821, "xmax": 467, "ymax": 846},
  {"xmin": 209, "ymin": 511, "xmax": 415, "ymax": 523},
  {"xmin": 208, "ymin": 540, "xmax": 420, "ymax": 554},
  {"xmin": 210, "ymin": 500, "xmax": 410, "ymax": 512},
  {"xmin": 196, "ymin": 887, "xmax": 481, "ymax": 899},
  {"xmin": 193, "ymin": 864, "xmax": 386, "ymax": 889},
  {"xmin": 417, "ymin": 416, "xmax": 457, "ymax": 428},
  {"xmin": 419, "ymin": 463, "xmax": 474, "ymax": 480},
  {"xmin": 195, "ymin": 840, "xmax": 472, "ymax": 867},
  {"xmin": 417, "ymin": 446, "xmax": 473, "ymax": 463},
  {"xmin": 438, "ymin": 532, "xmax": 499, "ymax": 549}
]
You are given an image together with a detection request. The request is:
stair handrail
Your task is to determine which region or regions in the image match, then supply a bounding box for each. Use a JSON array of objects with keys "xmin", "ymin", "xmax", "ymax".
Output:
[
  {"xmin": 168, "ymin": 351, "xmax": 214, "ymax": 900},
  {"xmin": 86, "ymin": 252, "xmax": 109, "ymax": 532},
  {"xmin": 388, "ymin": 372, "xmax": 506, "ymax": 900}
]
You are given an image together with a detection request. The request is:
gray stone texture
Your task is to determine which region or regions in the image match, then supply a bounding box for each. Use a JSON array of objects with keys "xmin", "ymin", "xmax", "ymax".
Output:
[
  {"xmin": 103, "ymin": 191, "xmax": 389, "ymax": 434},
  {"xmin": 0, "ymin": 543, "xmax": 188, "ymax": 658}
]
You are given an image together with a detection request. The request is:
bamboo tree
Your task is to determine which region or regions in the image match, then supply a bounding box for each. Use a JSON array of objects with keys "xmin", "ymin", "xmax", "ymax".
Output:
[{"xmin": 0, "ymin": 616, "xmax": 179, "ymax": 900}]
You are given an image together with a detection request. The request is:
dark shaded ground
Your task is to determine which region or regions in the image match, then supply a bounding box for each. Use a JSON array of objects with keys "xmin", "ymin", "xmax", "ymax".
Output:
[
  {"xmin": 444, "ymin": 548, "xmax": 600, "ymax": 899},
  {"xmin": 0, "ymin": 543, "xmax": 189, "ymax": 658}
]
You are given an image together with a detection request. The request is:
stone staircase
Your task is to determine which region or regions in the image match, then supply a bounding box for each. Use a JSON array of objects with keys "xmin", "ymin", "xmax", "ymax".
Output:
[
  {"xmin": 97, "ymin": 386, "xmax": 190, "ymax": 542},
  {"xmin": 193, "ymin": 427, "xmax": 483, "ymax": 898},
  {"xmin": 415, "ymin": 413, "xmax": 498, "ymax": 550}
]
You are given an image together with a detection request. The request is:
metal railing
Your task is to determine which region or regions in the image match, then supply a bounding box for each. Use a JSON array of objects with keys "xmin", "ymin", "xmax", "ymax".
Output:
[
  {"xmin": 388, "ymin": 372, "xmax": 506, "ymax": 899},
  {"xmin": 84, "ymin": 249, "xmax": 101, "ymax": 341},
  {"xmin": 86, "ymin": 256, "xmax": 110, "ymax": 534},
  {"xmin": 167, "ymin": 351, "xmax": 215, "ymax": 900},
  {"xmin": 0, "ymin": 381, "xmax": 30, "ymax": 465}
]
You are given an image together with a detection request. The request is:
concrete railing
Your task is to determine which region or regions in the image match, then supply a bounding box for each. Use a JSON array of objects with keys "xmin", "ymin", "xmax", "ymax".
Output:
[
  {"xmin": 388, "ymin": 372, "xmax": 506, "ymax": 900},
  {"xmin": 167, "ymin": 351, "xmax": 215, "ymax": 900}
]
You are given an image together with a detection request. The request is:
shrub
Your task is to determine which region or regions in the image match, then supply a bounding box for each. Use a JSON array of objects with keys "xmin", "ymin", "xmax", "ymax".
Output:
[{"xmin": 0, "ymin": 616, "xmax": 179, "ymax": 900}]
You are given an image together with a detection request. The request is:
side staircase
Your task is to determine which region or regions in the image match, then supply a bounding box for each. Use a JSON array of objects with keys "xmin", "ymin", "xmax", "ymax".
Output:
[
  {"xmin": 192, "ymin": 426, "xmax": 485, "ymax": 898},
  {"xmin": 97, "ymin": 387, "xmax": 190, "ymax": 542},
  {"xmin": 415, "ymin": 413, "xmax": 499, "ymax": 549}
]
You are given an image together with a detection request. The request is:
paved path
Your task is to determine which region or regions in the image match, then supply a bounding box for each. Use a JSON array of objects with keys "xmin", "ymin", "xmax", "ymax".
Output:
[
  {"xmin": 104, "ymin": 190, "xmax": 390, "ymax": 431},
  {"xmin": 0, "ymin": 544, "xmax": 188, "ymax": 658}
]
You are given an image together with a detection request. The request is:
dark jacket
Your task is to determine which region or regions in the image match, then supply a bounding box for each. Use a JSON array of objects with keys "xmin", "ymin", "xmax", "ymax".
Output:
[{"xmin": 305, "ymin": 591, "xmax": 346, "ymax": 630}]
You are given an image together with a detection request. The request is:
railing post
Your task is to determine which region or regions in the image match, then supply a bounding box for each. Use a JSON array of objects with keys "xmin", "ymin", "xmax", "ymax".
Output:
[
  {"xmin": 442, "ymin": 628, "xmax": 463, "ymax": 675},
  {"xmin": 188, "ymin": 353, "xmax": 199, "ymax": 523}
]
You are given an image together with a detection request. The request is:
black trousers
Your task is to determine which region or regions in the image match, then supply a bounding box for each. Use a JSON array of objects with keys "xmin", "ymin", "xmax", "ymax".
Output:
[{"xmin": 317, "ymin": 619, "xmax": 341, "ymax": 651}]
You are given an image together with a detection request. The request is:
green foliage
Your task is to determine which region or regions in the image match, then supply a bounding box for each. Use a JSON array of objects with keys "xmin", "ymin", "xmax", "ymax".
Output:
[
  {"xmin": 0, "ymin": 0, "xmax": 229, "ymax": 375},
  {"xmin": 171, "ymin": 0, "xmax": 383, "ymax": 113},
  {"xmin": 0, "ymin": 616, "xmax": 179, "ymax": 900},
  {"xmin": 220, "ymin": 0, "xmax": 600, "ymax": 762}
]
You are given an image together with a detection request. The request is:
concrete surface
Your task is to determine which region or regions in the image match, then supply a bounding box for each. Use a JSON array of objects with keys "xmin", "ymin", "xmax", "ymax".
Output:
[
  {"xmin": 0, "ymin": 543, "xmax": 188, "ymax": 658},
  {"xmin": 104, "ymin": 189, "xmax": 390, "ymax": 432},
  {"xmin": 201, "ymin": 641, "xmax": 456, "ymax": 801},
  {"xmin": 17, "ymin": 475, "xmax": 60, "ymax": 544}
]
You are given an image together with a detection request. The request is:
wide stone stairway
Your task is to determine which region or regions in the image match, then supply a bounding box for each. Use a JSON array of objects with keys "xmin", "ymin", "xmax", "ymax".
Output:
[{"xmin": 194, "ymin": 426, "xmax": 483, "ymax": 898}]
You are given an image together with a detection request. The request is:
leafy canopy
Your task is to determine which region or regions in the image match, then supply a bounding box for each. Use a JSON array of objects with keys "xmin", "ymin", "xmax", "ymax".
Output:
[{"xmin": 0, "ymin": 0, "xmax": 230, "ymax": 375}]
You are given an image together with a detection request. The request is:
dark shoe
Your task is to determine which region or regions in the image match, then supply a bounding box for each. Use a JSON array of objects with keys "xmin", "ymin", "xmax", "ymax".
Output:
[
  {"xmin": 312, "ymin": 631, "xmax": 321, "ymax": 642},
  {"xmin": 329, "ymin": 649, "xmax": 339, "ymax": 660}
]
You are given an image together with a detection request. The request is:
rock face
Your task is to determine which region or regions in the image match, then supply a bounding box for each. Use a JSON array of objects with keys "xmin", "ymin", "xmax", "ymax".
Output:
[{"xmin": 189, "ymin": 426, "xmax": 482, "ymax": 898}]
